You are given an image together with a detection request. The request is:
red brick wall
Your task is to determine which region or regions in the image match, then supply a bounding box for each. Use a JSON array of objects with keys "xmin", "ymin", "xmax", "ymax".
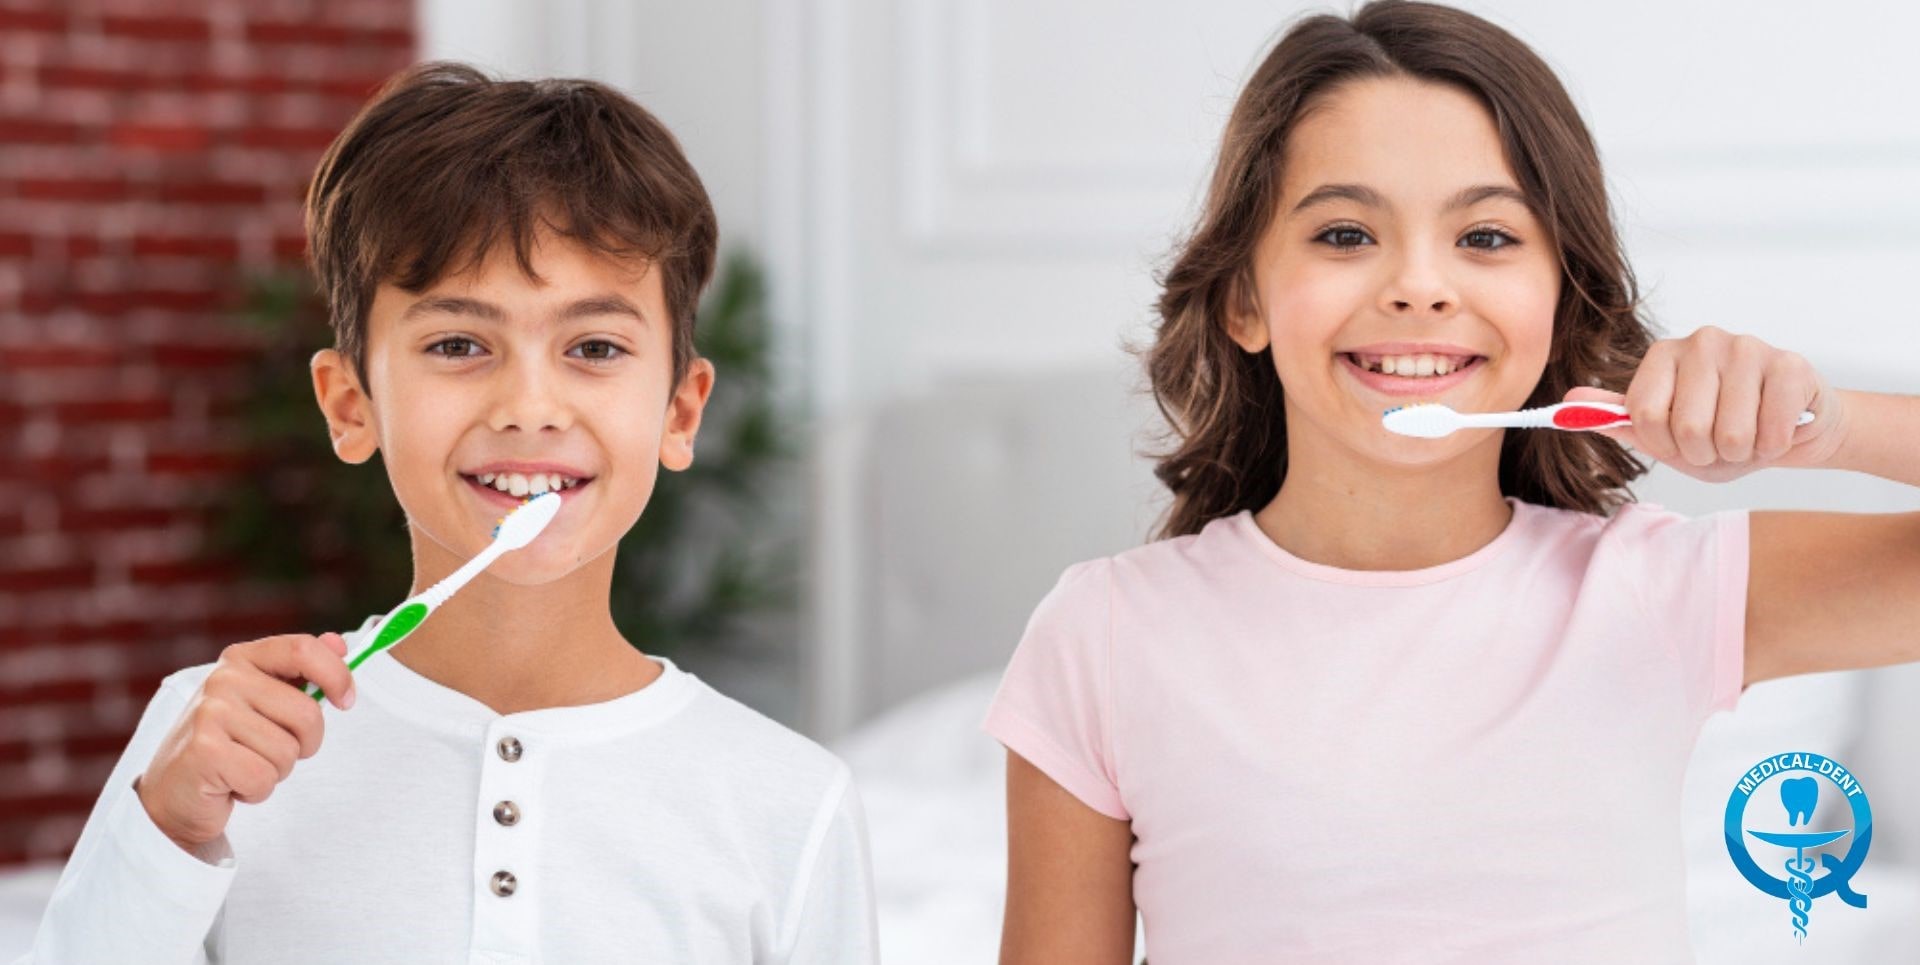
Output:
[{"xmin": 0, "ymin": 1, "xmax": 414, "ymax": 867}]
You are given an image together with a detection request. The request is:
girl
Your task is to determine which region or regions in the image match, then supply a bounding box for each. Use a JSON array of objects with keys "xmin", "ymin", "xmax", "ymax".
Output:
[{"xmin": 983, "ymin": 2, "xmax": 1920, "ymax": 962}]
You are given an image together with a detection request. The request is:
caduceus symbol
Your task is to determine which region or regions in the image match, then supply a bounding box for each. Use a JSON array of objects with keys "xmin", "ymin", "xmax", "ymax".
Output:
[{"xmin": 1746, "ymin": 776, "xmax": 1849, "ymax": 943}]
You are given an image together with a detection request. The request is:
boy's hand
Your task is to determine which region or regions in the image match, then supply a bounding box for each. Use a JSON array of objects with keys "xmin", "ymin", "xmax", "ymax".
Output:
[
  {"xmin": 1563, "ymin": 326, "xmax": 1850, "ymax": 483},
  {"xmin": 135, "ymin": 633, "xmax": 356, "ymax": 854}
]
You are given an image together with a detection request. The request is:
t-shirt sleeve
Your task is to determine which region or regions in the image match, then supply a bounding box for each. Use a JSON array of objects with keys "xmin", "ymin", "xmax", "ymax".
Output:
[
  {"xmin": 17, "ymin": 667, "xmax": 234, "ymax": 965},
  {"xmin": 1607, "ymin": 502, "xmax": 1751, "ymax": 722},
  {"xmin": 981, "ymin": 558, "xmax": 1128, "ymax": 821},
  {"xmin": 780, "ymin": 766, "xmax": 879, "ymax": 965}
]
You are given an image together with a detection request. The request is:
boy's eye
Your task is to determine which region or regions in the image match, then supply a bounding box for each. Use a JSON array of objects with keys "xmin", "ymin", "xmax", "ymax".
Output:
[
  {"xmin": 423, "ymin": 338, "xmax": 627, "ymax": 364},
  {"xmin": 567, "ymin": 340, "xmax": 626, "ymax": 364},
  {"xmin": 427, "ymin": 337, "xmax": 482, "ymax": 358}
]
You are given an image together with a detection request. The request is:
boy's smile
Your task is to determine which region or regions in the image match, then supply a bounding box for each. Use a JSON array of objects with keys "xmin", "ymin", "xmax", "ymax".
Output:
[
  {"xmin": 458, "ymin": 461, "xmax": 596, "ymax": 508},
  {"xmin": 348, "ymin": 227, "xmax": 697, "ymax": 584}
]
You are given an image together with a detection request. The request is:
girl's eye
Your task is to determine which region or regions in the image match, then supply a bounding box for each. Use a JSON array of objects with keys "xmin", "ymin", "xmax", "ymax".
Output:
[
  {"xmin": 1314, "ymin": 225, "xmax": 1373, "ymax": 250},
  {"xmin": 427, "ymin": 337, "xmax": 484, "ymax": 359},
  {"xmin": 567, "ymin": 340, "xmax": 627, "ymax": 365},
  {"xmin": 1460, "ymin": 227, "xmax": 1519, "ymax": 250}
]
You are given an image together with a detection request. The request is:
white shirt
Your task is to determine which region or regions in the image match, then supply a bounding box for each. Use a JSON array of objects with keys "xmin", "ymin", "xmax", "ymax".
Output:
[{"xmin": 17, "ymin": 617, "xmax": 878, "ymax": 965}]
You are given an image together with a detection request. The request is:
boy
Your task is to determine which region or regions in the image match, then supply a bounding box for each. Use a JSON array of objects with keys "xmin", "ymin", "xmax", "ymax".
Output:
[{"xmin": 19, "ymin": 62, "xmax": 877, "ymax": 964}]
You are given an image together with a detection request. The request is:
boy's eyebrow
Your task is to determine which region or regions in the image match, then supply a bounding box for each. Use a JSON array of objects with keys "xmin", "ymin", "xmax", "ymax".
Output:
[
  {"xmin": 399, "ymin": 294, "xmax": 650, "ymax": 327},
  {"xmin": 1288, "ymin": 182, "xmax": 1529, "ymax": 217}
]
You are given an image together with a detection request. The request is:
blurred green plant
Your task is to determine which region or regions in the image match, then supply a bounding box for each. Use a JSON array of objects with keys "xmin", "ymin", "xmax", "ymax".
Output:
[{"xmin": 204, "ymin": 251, "xmax": 796, "ymax": 657}]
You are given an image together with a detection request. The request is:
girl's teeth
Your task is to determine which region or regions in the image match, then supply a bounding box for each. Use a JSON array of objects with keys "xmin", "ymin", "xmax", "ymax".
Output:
[{"xmin": 1359, "ymin": 353, "xmax": 1473, "ymax": 378}]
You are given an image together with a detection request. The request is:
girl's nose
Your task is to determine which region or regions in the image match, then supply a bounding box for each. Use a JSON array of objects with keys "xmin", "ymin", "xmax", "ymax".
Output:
[{"xmin": 1379, "ymin": 248, "xmax": 1459, "ymax": 317}]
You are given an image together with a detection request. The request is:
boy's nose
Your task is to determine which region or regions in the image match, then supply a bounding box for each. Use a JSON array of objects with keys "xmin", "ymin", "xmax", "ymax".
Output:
[
  {"xmin": 486, "ymin": 365, "xmax": 574, "ymax": 433},
  {"xmin": 1390, "ymin": 296, "xmax": 1454, "ymax": 314}
]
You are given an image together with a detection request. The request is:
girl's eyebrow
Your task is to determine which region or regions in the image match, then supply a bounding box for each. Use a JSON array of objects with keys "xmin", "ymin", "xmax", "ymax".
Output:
[{"xmin": 1288, "ymin": 182, "xmax": 1529, "ymax": 217}]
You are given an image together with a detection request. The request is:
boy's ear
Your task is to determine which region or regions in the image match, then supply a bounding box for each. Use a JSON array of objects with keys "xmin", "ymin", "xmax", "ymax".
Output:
[
  {"xmin": 1223, "ymin": 266, "xmax": 1270, "ymax": 354},
  {"xmin": 659, "ymin": 358, "xmax": 715, "ymax": 473},
  {"xmin": 310, "ymin": 348, "xmax": 379, "ymax": 464}
]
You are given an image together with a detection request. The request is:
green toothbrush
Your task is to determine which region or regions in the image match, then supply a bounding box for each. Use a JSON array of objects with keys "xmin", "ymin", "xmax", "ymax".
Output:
[{"xmin": 305, "ymin": 490, "xmax": 563, "ymax": 702}]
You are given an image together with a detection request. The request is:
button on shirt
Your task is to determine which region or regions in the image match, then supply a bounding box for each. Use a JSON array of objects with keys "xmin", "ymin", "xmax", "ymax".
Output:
[{"xmin": 20, "ymin": 618, "xmax": 878, "ymax": 965}]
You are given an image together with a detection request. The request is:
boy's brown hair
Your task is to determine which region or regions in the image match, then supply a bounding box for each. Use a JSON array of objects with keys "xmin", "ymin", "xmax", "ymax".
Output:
[
  {"xmin": 305, "ymin": 61, "xmax": 718, "ymax": 394},
  {"xmin": 1146, "ymin": 0, "xmax": 1652, "ymax": 538}
]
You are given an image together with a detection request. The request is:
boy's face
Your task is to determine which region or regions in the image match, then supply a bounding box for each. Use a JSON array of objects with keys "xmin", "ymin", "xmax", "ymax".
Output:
[
  {"xmin": 1233, "ymin": 75, "xmax": 1559, "ymax": 469},
  {"xmin": 311, "ymin": 229, "xmax": 712, "ymax": 585}
]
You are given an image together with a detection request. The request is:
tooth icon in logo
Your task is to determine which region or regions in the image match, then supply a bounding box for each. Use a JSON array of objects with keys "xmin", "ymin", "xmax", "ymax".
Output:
[{"xmin": 1781, "ymin": 776, "xmax": 1819, "ymax": 827}]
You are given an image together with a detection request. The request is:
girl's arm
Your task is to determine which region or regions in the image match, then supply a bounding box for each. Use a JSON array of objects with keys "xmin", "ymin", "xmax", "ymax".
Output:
[
  {"xmin": 1747, "ymin": 389, "xmax": 1920, "ymax": 685},
  {"xmin": 1568, "ymin": 328, "xmax": 1920, "ymax": 685},
  {"xmin": 1001, "ymin": 751, "xmax": 1136, "ymax": 965}
]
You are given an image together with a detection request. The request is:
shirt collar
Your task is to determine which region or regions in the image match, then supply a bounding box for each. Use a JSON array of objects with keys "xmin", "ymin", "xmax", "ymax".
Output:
[{"xmin": 340, "ymin": 613, "xmax": 703, "ymax": 742}]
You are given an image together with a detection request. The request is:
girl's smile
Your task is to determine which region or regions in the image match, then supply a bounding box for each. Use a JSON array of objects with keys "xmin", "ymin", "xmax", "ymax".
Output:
[
  {"xmin": 1335, "ymin": 342, "xmax": 1491, "ymax": 399},
  {"xmin": 1233, "ymin": 75, "xmax": 1558, "ymax": 464}
]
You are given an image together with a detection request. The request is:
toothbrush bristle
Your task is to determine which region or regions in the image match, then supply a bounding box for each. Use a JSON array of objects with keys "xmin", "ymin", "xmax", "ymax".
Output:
[
  {"xmin": 1380, "ymin": 401, "xmax": 1460, "ymax": 438},
  {"xmin": 488, "ymin": 491, "xmax": 562, "ymax": 550}
]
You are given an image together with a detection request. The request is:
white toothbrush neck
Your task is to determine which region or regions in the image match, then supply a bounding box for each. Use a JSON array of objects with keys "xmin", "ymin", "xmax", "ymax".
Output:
[
  {"xmin": 1456, "ymin": 410, "xmax": 1535, "ymax": 430},
  {"xmin": 422, "ymin": 541, "xmax": 508, "ymax": 609}
]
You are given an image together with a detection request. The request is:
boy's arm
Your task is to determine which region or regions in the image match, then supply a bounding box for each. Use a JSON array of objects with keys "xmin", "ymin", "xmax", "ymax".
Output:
[
  {"xmin": 781, "ymin": 768, "xmax": 879, "ymax": 965},
  {"xmin": 1746, "ymin": 390, "xmax": 1920, "ymax": 686},
  {"xmin": 15, "ymin": 674, "xmax": 234, "ymax": 965}
]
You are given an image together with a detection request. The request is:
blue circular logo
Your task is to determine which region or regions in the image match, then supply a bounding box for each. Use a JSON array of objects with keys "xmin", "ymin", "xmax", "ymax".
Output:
[{"xmin": 1723, "ymin": 751, "xmax": 1871, "ymax": 943}]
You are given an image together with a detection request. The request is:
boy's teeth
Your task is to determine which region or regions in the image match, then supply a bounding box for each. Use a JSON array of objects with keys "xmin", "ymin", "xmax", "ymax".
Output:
[{"xmin": 479, "ymin": 471, "xmax": 582, "ymax": 495}]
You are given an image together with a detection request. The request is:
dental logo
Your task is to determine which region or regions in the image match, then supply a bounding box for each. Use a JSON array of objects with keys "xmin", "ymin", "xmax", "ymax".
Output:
[{"xmin": 1723, "ymin": 752, "xmax": 1871, "ymax": 944}]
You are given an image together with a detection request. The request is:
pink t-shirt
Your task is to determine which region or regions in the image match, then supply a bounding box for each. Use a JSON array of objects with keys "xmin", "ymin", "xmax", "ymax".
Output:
[{"xmin": 984, "ymin": 497, "xmax": 1748, "ymax": 964}]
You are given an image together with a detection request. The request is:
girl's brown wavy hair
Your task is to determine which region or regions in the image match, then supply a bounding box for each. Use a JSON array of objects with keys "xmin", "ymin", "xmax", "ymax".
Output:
[{"xmin": 1146, "ymin": 0, "xmax": 1652, "ymax": 539}]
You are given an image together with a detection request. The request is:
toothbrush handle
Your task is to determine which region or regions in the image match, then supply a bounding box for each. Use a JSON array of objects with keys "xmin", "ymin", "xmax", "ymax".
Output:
[
  {"xmin": 1608, "ymin": 407, "xmax": 1815, "ymax": 427},
  {"xmin": 303, "ymin": 544, "xmax": 506, "ymax": 702},
  {"xmin": 1528, "ymin": 402, "xmax": 1812, "ymax": 431},
  {"xmin": 301, "ymin": 544, "xmax": 504, "ymax": 702},
  {"xmin": 305, "ymin": 597, "xmax": 429, "ymax": 701},
  {"xmin": 1458, "ymin": 410, "xmax": 1545, "ymax": 430}
]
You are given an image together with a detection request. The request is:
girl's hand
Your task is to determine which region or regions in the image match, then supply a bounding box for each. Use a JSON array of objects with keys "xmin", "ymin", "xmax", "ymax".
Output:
[{"xmin": 1562, "ymin": 326, "xmax": 1850, "ymax": 483}]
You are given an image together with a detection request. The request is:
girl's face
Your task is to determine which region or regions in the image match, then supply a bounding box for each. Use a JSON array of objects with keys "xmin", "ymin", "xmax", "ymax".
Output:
[{"xmin": 1231, "ymin": 76, "xmax": 1560, "ymax": 469}]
